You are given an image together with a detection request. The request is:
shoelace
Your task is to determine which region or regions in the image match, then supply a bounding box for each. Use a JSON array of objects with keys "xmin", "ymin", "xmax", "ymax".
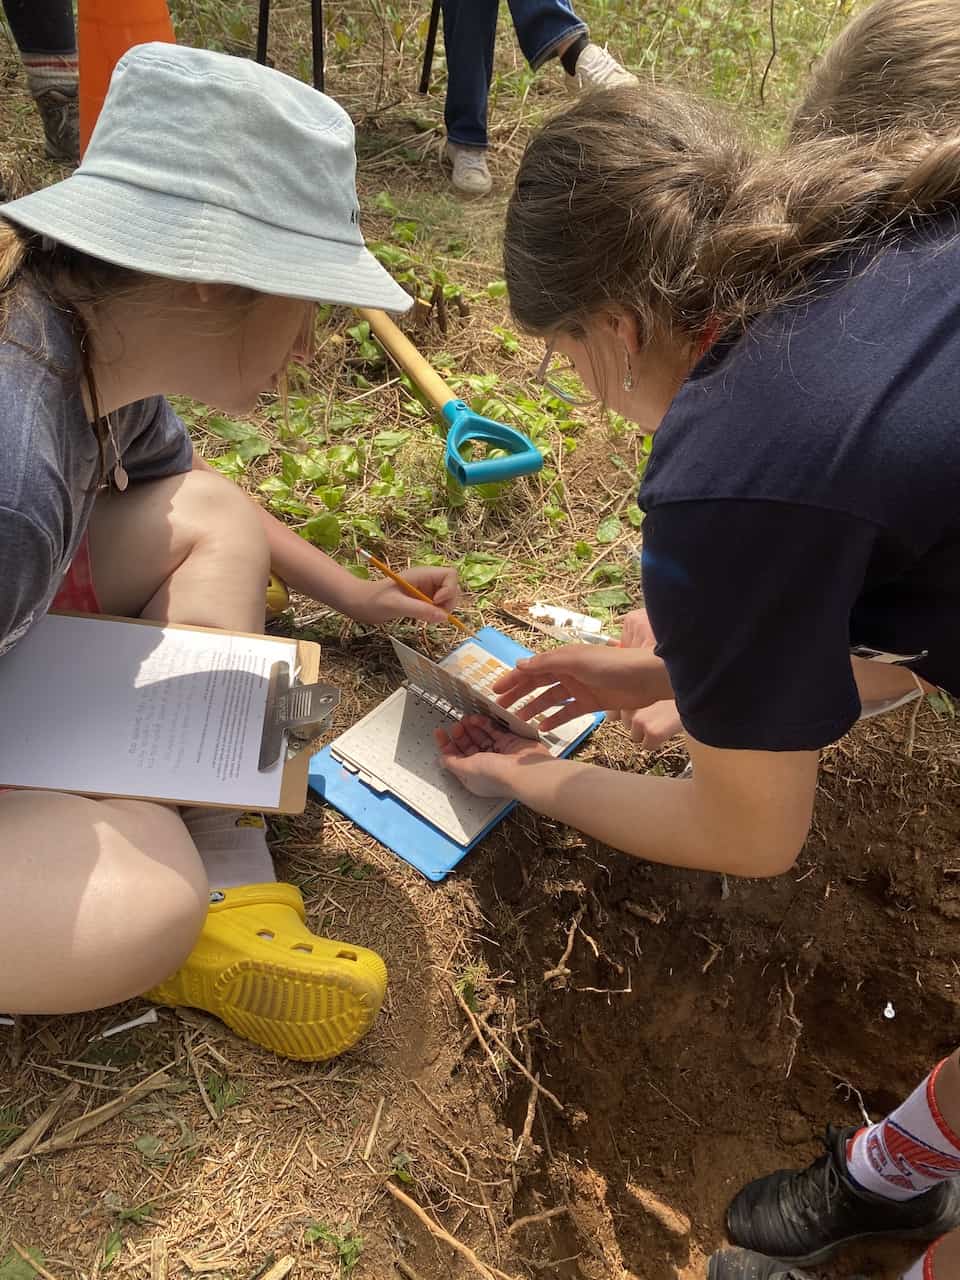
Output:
[
  {"xmin": 454, "ymin": 150, "xmax": 489, "ymax": 177},
  {"xmin": 36, "ymin": 90, "xmax": 78, "ymax": 149},
  {"xmin": 578, "ymin": 47, "xmax": 632, "ymax": 89},
  {"xmin": 792, "ymin": 1135, "xmax": 844, "ymax": 1223}
]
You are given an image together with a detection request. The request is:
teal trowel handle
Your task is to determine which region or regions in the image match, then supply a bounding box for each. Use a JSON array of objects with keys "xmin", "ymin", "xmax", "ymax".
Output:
[{"xmin": 442, "ymin": 400, "xmax": 543, "ymax": 486}]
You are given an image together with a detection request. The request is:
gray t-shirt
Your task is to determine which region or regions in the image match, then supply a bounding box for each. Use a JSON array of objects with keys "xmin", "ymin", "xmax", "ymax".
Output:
[{"xmin": 0, "ymin": 281, "xmax": 193, "ymax": 656}]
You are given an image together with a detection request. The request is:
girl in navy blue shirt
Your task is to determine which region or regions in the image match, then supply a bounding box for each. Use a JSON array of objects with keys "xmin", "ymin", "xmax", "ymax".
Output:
[{"xmin": 436, "ymin": 5, "xmax": 960, "ymax": 1278}]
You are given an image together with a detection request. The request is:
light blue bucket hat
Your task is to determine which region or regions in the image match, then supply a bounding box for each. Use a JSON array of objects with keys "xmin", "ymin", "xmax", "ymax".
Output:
[{"xmin": 0, "ymin": 42, "xmax": 411, "ymax": 312}]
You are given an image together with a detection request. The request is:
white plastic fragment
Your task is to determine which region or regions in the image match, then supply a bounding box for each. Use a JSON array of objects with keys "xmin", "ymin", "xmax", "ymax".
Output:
[
  {"xmin": 90, "ymin": 1008, "xmax": 159, "ymax": 1040},
  {"xmin": 529, "ymin": 602, "xmax": 604, "ymax": 635},
  {"xmin": 883, "ymin": 1001, "xmax": 896, "ymax": 1020}
]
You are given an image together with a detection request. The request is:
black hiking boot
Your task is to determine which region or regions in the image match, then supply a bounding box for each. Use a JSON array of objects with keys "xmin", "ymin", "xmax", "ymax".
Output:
[
  {"xmin": 708, "ymin": 1248, "xmax": 867, "ymax": 1280},
  {"xmin": 726, "ymin": 1124, "xmax": 960, "ymax": 1266},
  {"xmin": 33, "ymin": 85, "xmax": 80, "ymax": 163}
]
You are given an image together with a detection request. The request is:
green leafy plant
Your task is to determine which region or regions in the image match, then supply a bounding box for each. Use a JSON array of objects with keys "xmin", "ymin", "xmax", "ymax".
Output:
[
  {"xmin": 453, "ymin": 963, "xmax": 486, "ymax": 1013},
  {"xmin": 459, "ymin": 552, "xmax": 506, "ymax": 591},
  {"xmin": 304, "ymin": 1222, "xmax": 364, "ymax": 1273},
  {"xmin": 102, "ymin": 1228, "xmax": 123, "ymax": 1269},
  {"xmin": 390, "ymin": 1150, "xmax": 415, "ymax": 1184},
  {"xmin": 335, "ymin": 854, "xmax": 372, "ymax": 880},
  {"xmin": 596, "ymin": 515, "xmax": 623, "ymax": 544},
  {"xmin": 587, "ymin": 586, "xmax": 633, "ymax": 611},
  {"xmin": 0, "ymin": 1248, "xmax": 45, "ymax": 1280},
  {"xmin": 204, "ymin": 1072, "xmax": 244, "ymax": 1119}
]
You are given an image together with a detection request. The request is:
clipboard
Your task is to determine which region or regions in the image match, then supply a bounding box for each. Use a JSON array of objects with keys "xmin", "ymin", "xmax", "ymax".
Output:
[
  {"xmin": 0, "ymin": 613, "xmax": 336, "ymax": 813},
  {"xmin": 308, "ymin": 627, "xmax": 603, "ymax": 880}
]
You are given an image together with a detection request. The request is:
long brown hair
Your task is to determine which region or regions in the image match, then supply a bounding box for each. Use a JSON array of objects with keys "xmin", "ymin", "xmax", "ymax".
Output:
[
  {"xmin": 0, "ymin": 222, "xmax": 145, "ymax": 484},
  {"xmin": 0, "ymin": 220, "xmax": 262, "ymax": 484},
  {"xmin": 504, "ymin": 81, "xmax": 960, "ymax": 345},
  {"xmin": 791, "ymin": 0, "xmax": 960, "ymax": 141}
]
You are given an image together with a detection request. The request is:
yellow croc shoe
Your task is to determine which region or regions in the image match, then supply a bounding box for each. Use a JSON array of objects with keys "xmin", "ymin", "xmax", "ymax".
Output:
[{"xmin": 145, "ymin": 883, "xmax": 387, "ymax": 1061}]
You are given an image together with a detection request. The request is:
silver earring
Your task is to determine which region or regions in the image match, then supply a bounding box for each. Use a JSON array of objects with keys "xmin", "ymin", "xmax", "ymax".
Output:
[{"xmin": 623, "ymin": 354, "xmax": 634, "ymax": 391}]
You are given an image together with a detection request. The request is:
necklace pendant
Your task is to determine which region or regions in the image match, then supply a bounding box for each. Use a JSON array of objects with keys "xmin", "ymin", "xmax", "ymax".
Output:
[{"xmin": 113, "ymin": 463, "xmax": 129, "ymax": 492}]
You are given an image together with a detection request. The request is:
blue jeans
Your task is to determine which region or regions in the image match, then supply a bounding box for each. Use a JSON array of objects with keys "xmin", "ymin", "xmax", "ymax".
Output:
[
  {"xmin": 440, "ymin": 0, "xmax": 587, "ymax": 148},
  {"xmin": 1, "ymin": 0, "xmax": 75, "ymax": 54}
]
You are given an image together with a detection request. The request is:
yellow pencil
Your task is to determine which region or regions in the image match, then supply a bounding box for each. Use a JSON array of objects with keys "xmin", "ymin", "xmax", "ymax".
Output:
[{"xmin": 359, "ymin": 548, "xmax": 471, "ymax": 634}]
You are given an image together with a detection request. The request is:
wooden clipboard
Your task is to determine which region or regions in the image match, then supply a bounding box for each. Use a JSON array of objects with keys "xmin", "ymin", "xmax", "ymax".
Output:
[{"xmin": 0, "ymin": 613, "xmax": 325, "ymax": 813}]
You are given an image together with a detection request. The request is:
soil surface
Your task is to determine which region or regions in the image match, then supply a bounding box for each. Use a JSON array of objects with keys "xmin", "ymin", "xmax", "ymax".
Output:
[{"xmin": 458, "ymin": 702, "xmax": 960, "ymax": 1280}]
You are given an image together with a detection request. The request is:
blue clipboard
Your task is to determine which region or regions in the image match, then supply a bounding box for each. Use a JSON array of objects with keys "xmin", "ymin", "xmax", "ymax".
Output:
[{"xmin": 308, "ymin": 626, "xmax": 602, "ymax": 881}]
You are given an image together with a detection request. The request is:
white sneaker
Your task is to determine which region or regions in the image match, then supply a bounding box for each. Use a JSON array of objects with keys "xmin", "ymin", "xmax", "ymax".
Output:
[
  {"xmin": 565, "ymin": 43, "xmax": 638, "ymax": 94},
  {"xmin": 444, "ymin": 142, "xmax": 493, "ymax": 197}
]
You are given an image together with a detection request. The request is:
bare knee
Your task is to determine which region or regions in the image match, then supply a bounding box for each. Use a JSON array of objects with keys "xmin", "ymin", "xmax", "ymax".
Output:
[
  {"xmin": 182, "ymin": 469, "xmax": 269, "ymax": 566},
  {"xmin": 0, "ymin": 792, "xmax": 208, "ymax": 1013}
]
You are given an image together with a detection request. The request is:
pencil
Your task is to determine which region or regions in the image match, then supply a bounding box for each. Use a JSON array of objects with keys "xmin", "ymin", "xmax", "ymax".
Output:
[{"xmin": 358, "ymin": 548, "xmax": 472, "ymax": 634}]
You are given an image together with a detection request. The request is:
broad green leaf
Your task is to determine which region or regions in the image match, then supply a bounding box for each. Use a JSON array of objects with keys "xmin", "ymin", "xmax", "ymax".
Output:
[
  {"xmin": 205, "ymin": 415, "xmax": 258, "ymax": 443},
  {"xmin": 207, "ymin": 450, "xmax": 246, "ymax": 479},
  {"xmin": 626, "ymin": 506, "xmax": 644, "ymax": 528},
  {"xmin": 424, "ymin": 515, "xmax": 449, "ymax": 538},
  {"xmin": 460, "ymin": 552, "xmax": 506, "ymax": 590},
  {"xmin": 372, "ymin": 430, "xmax": 411, "ymax": 455},
  {"xmin": 0, "ymin": 1248, "xmax": 45, "ymax": 1280},
  {"xmin": 586, "ymin": 586, "xmax": 632, "ymax": 610},
  {"xmin": 234, "ymin": 436, "xmax": 271, "ymax": 462},
  {"xmin": 103, "ymin": 1228, "xmax": 123, "ymax": 1268},
  {"xmin": 373, "ymin": 191, "xmax": 399, "ymax": 215},
  {"xmin": 281, "ymin": 452, "xmax": 304, "ymax": 487},
  {"xmin": 591, "ymin": 565, "xmax": 624, "ymax": 584},
  {"xmin": 325, "ymin": 445, "xmax": 362, "ymax": 479},
  {"xmin": 349, "ymin": 515, "xmax": 385, "ymax": 541},
  {"xmin": 302, "ymin": 514, "xmax": 341, "ymax": 550},
  {"xmin": 486, "ymin": 280, "xmax": 507, "ymax": 298},
  {"xmin": 314, "ymin": 486, "xmax": 346, "ymax": 510},
  {"xmin": 258, "ymin": 475, "xmax": 291, "ymax": 497},
  {"xmin": 927, "ymin": 690, "xmax": 956, "ymax": 718},
  {"xmin": 596, "ymin": 515, "xmax": 622, "ymax": 544}
]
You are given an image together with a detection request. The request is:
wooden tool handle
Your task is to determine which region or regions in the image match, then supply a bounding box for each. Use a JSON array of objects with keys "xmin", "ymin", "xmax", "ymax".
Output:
[{"xmin": 358, "ymin": 307, "xmax": 455, "ymax": 414}]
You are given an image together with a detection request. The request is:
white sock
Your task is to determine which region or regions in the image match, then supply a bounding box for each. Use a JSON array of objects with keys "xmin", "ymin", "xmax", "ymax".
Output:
[
  {"xmin": 180, "ymin": 808, "xmax": 276, "ymax": 890},
  {"xmin": 847, "ymin": 1059, "xmax": 960, "ymax": 1200},
  {"xmin": 23, "ymin": 53, "xmax": 78, "ymax": 96}
]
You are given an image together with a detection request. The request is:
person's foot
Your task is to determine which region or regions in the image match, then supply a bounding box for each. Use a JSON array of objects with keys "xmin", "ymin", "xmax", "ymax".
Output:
[
  {"xmin": 144, "ymin": 882, "xmax": 388, "ymax": 1061},
  {"xmin": 565, "ymin": 43, "xmax": 638, "ymax": 94},
  {"xmin": 726, "ymin": 1125, "xmax": 960, "ymax": 1266},
  {"xmin": 32, "ymin": 85, "xmax": 80, "ymax": 163},
  {"xmin": 444, "ymin": 142, "xmax": 493, "ymax": 196},
  {"xmin": 707, "ymin": 1248, "xmax": 866, "ymax": 1280}
]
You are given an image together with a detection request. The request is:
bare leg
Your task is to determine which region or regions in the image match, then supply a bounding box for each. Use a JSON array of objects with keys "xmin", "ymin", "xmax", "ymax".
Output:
[
  {"xmin": 87, "ymin": 467, "xmax": 270, "ymax": 633},
  {"xmin": 0, "ymin": 791, "xmax": 206, "ymax": 1012},
  {"xmin": 935, "ymin": 1050, "xmax": 960, "ymax": 1134},
  {"xmin": 2, "ymin": 467, "xmax": 271, "ymax": 1013},
  {"xmin": 932, "ymin": 1226, "xmax": 960, "ymax": 1276}
]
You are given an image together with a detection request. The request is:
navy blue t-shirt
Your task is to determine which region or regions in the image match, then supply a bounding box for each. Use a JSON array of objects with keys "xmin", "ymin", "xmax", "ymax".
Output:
[{"xmin": 638, "ymin": 219, "xmax": 960, "ymax": 752}]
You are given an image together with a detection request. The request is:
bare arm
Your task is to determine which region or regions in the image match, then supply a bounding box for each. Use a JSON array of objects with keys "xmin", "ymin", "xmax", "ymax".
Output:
[
  {"xmin": 192, "ymin": 454, "xmax": 460, "ymax": 623},
  {"xmin": 438, "ymin": 717, "xmax": 819, "ymax": 878}
]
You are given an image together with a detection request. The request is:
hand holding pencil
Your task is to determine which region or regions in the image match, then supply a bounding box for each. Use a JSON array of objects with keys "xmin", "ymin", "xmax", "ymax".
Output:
[{"xmin": 356, "ymin": 549, "xmax": 469, "ymax": 631}]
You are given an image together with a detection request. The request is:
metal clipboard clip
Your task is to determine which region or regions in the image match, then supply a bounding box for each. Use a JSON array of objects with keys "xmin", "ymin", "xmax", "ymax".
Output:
[{"xmin": 258, "ymin": 661, "xmax": 340, "ymax": 771}]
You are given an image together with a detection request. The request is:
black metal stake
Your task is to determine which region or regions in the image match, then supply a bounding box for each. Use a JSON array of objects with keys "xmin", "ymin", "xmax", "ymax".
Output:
[
  {"xmin": 419, "ymin": 0, "xmax": 442, "ymax": 94},
  {"xmin": 256, "ymin": 0, "xmax": 270, "ymax": 64},
  {"xmin": 311, "ymin": 0, "xmax": 324, "ymax": 91}
]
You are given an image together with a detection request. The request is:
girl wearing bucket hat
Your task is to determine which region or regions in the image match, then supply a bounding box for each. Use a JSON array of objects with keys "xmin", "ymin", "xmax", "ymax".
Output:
[{"xmin": 0, "ymin": 43, "xmax": 462, "ymax": 1061}]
